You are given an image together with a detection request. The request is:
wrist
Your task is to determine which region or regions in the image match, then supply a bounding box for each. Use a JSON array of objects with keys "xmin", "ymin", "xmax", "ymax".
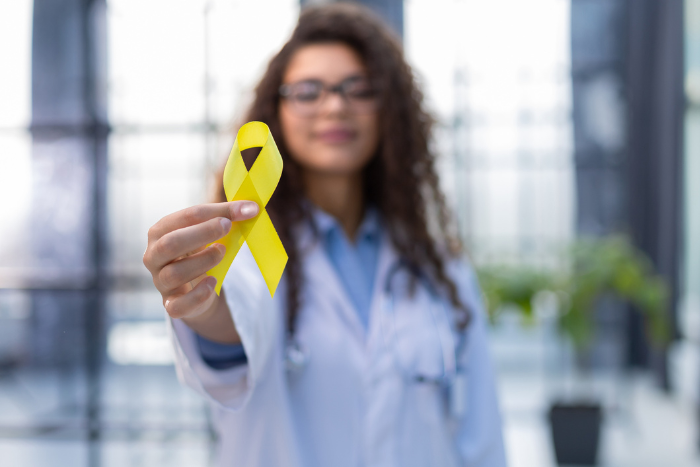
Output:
[
  {"xmin": 182, "ymin": 291, "xmax": 221, "ymax": 325},
  {"xmin": 181, "ymin": 290, "xmax": 242, "ymax": 344}
]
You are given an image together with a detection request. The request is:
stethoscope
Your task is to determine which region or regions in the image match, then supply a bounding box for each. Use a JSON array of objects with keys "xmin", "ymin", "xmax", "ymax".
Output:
[
  {"xmin": 378, "ymin": 259, "xmax": 469, "ymax": 417},
  {"xmin": 284, "ymin": 258, "xmax": 469, "ymax": 417}
]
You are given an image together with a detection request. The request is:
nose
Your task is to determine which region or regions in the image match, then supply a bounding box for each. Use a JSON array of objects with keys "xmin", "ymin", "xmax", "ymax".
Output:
[{"xmin": 319, "ymin": 89, "xmax": 349, "ymax": 116}]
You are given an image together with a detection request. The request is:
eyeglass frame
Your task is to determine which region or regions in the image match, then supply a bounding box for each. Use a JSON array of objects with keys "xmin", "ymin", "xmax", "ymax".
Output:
[{"xmin": 278, "ymin": 75, "xmax": 380, "ymax": 116}]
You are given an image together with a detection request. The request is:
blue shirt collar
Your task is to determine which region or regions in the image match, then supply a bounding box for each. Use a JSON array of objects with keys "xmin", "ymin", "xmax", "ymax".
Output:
[{"xmin": 310, "ymin": 204, "xmax": 381, "ymax": 244}]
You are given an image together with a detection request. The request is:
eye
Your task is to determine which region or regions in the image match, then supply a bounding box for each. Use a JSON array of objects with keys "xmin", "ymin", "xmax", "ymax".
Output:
[
  {"xmin": 343, "ymin": 79, "xmax": 376, "ymax": 100},
  {"xmin": 292, "ymin": 81, "xmax": 322, "ymax": 102}
]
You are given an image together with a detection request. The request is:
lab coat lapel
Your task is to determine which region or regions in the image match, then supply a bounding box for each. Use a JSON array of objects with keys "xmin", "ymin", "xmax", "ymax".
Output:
[
  {"xmin": 366, "ymin": 231, "xmax": 399, "ymax": 355},
  {"xmin": 297, "ymin": 218, "xmax": 399, "ymax": 349}
]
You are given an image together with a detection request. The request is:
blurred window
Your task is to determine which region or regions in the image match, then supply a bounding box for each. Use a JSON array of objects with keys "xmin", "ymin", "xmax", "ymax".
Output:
[
  {"xmin": 0, "ymin": 0, "xmax": 33, "ymax": 271},
  {"xmin": 0, "ymin": 1, "xmax": 32, "ymax": 129},
  {"xmin": 680, "ymin": 0, "xmax": 700, "ymax": 380},
  {"xmin": 406, "ymin": 0, "xmax": 573, "ymax": 267}
]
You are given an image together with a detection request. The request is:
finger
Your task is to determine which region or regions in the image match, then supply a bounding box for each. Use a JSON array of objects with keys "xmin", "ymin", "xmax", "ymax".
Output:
[
  {"xmin": 148, "ymin": 217, "xmax": 231, "ymax": 271},
  {"xmin": 164, "ymin": 276, "xmax": 218, "ymax": 320},
  {"xmin": 157, "ymin": 243, "xmax": 226, "ymax": 292},
  {"xmin": 148, "ymin": 201, "xmax": 259, "ymax": 242}
]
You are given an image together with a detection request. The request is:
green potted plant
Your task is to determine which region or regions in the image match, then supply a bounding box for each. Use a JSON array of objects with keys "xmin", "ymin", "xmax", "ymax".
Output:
[{"xmin": 477, "ymin": 235, "xmax": 670, "ymax": 466}]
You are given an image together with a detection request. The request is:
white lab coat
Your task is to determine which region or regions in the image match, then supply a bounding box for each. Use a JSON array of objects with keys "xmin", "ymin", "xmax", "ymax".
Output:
[{"xmin": 168, "ymin": 224, "xmax": 507, "ymax": 467}]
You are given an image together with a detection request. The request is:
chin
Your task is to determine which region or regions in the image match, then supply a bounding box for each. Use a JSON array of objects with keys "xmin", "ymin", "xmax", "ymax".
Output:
[
  {"xmin": 311, "ymin": 163, "xmax": 364, "ymax": 177},
  {"xmin": 306, "ymin": 150, "xmax": 371, "ymax": 173}
]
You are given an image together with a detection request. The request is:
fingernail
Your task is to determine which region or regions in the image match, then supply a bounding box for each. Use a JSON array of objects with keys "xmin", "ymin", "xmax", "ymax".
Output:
[
  {"xmin": 207, "ymin": 276, "xmax": 217, "ymax": 290},
  {"xmin": 239, "ymin": 201, "xmax": 259, "ymax": 218},
  {"xmin": 212, "ymin": 243, "xmax": 226, "ymax": 255},
  {"xmin": 164, "ymin": 299, "xmax": 170, "ymax": 310},
  {"xmin": 219, "ymin": 217, "xmax": 232, "ymax": 232}
]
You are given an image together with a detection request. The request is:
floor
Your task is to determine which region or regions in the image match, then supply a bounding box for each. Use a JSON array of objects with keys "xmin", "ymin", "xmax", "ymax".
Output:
[{"xmin": 492, "ymin": 318, "xmax": 700, "ymax": 467}]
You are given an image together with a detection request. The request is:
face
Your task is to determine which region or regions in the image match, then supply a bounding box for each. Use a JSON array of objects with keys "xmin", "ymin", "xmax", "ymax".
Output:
[{"xmin": 279, "ymin": 43, "xmax": 380, "ymax": 177}]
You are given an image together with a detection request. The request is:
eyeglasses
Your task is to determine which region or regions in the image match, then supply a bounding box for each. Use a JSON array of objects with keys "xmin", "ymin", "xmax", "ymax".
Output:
[{"xmin": 279, "ymin": 76, "xmax": 379, "ymax": 116}]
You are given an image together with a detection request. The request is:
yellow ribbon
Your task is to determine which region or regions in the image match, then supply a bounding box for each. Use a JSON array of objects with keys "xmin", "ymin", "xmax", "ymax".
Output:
[{"xmin": 206, "ymin": 121, "xmax": 288, "ymax": 297}]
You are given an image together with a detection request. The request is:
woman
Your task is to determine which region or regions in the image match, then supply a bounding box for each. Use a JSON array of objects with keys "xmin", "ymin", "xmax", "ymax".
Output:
[{"xmin": 143, "ymin": 4, "xmax": 506, "ymax": 467}]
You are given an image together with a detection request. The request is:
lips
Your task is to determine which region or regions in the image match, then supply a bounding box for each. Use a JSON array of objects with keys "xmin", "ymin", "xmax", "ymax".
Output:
[{"xmin": 315, "ymin": 128, "xmax": 356, "ymax": 144}]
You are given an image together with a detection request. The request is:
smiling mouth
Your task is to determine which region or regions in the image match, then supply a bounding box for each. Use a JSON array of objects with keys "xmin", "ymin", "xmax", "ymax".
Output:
[{"xmin": 315, "ymin": 129, "xmax": 357, "ymax": 144}]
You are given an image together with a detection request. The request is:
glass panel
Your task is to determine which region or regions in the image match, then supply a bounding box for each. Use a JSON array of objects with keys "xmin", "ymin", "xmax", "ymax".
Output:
[
  {"xmin": 0, "ymin": 133, "xmax": 32, "ymax": 273},
  {"xmin": 0, "ymin": 0, "xmax": 32, "ymax": 128},
  {"xmin": 108, "ymin": 0, "xmax": 207, "ymax": 126},
  {"xmin": 0, "ymin": 288, "xmax": 88, "ymax": 440},
  {"xmin": 206, "ymin": 0, "xmax": 299, "ymax": 126},
  {"xmin": 679, "ymin": 0, "xmax": 700, "ymax": 402},
  {"xmin": 406, "ymin": 0, "xmax": 573, "ymax": 266},
  {"xmin": 108, "ymin": 132, "xmax": 208, "ymax": 275}
]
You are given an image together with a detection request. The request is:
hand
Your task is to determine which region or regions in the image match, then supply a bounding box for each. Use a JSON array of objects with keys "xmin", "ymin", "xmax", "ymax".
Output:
[{"xmin": 143, "ymin": 201, "xmax": 259, "ymax": 341}]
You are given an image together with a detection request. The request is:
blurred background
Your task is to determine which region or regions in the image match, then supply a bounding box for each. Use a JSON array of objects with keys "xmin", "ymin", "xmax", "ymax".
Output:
[{"xmin": 0, "ymin": 0, "xmax": 696, "ymax": 465}]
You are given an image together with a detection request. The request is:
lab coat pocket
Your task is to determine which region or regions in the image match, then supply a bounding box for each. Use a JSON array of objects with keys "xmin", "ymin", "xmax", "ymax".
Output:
[
  {"xmin": 391, "ymin": 289, "xmax": 455, "ymax": 422},
  {"xmin": 390, "ymin": 290, "xmax": 460, "ymax": 467}
]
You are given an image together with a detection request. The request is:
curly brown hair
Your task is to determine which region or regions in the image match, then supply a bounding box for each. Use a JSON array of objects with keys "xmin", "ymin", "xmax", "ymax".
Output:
[{"xmin": 214, "ymin": 3, "xmax": 470, "ymax": 336}]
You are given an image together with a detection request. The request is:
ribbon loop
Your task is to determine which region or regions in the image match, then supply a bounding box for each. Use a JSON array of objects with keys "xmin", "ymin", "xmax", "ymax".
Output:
[{"xmin": 207, "ymin": 122, "xmax": 288, "ymax": 297}]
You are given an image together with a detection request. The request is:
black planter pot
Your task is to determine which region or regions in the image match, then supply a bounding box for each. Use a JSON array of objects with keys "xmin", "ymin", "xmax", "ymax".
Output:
[{"xmin": 548, "ymin": 402, "xmax": 603, "ymax": 465}]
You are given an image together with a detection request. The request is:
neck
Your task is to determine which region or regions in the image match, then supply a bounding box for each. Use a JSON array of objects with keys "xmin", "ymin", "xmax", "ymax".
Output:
[{"xmin": 303, "ymin": 170, "xmax": 365, "ymax": 240}]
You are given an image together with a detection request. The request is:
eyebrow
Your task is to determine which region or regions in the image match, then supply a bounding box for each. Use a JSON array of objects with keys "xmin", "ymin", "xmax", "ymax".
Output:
[{"xmin": 284, "ymin": 73, "xmax": 369, "ymax": 85}]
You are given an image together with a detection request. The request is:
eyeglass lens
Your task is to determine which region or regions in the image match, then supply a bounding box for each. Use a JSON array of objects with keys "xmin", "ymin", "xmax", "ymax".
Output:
[{"xmin": 281, "ymin": 77, "xmax": 378, "ymax": 115}]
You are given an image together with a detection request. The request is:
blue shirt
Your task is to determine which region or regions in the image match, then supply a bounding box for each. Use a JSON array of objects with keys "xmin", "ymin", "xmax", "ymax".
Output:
[{"xmin": 196, "ymin": 207, "xmax": 381, "ymax": 369}]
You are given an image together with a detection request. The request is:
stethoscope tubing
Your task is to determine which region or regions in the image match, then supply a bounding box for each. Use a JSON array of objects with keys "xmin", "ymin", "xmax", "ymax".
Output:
[{"xmin": 379, "ymin": 259, "xmax": 466, "ymax": 388}]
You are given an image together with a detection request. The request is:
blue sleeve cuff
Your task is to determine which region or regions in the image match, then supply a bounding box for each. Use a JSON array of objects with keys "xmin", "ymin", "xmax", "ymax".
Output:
[{"xmin": 195, "ymin": 334, "xmax": 248, "ymax": 370}]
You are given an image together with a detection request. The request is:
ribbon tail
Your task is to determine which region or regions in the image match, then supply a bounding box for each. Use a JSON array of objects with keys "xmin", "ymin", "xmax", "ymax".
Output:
[
  {"xmin": 206, "ymin": 225, "xmax": 245, "ymax": 295},
  {"xmin": 245, "ymin": 210, "xmax": 288, "ymax": 297}
]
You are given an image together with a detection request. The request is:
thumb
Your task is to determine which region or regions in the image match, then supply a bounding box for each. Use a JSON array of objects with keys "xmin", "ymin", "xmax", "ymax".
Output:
[{"xmin": 229, "ymin": 201, "xmax": 259, "ymax": 221}]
